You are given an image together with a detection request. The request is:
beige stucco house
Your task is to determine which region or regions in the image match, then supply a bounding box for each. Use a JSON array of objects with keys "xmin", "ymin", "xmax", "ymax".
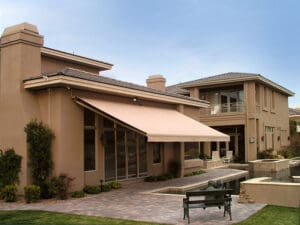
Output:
[
  {"xmin": 0, "ymin": 23, "xmax": 230, "ymax": 192},
  {"xmin": 289, "ymin": 107, "xmax": 300, "ymax": 146},
  {"xmin": 168, "ymin": 73, "xmax": 294, "ymax": 162}
]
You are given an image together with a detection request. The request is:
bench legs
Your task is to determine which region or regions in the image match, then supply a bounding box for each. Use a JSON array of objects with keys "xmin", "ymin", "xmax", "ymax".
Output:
[{"xmin": 224, "ymin": 200, "xmax": 232, "ymax": 220}]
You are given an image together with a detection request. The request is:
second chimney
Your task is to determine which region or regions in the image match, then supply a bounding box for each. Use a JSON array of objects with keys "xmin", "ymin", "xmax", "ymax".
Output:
[{"xmin": 146, "ymin": 75, "xmax": 166, "ymax": 92}]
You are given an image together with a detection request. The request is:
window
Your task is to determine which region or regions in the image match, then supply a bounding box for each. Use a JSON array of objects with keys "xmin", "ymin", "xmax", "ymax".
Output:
[
  {"xmin": 271, "ymin": 90, "xmax": 275, "ymax": 110},
  {"xmin": 184, "ymin": 142, "xmax": 200, "ymax": 160},
  {"xmin": 264, "ymin": 87, "xmax": 268, "ymax": 108},
  {"xmin": 255, "ymin": 84, "xmax": 260, "ymax": 105},
  {"xmin": 153, "ymin": 143, "xmax": 162, "ymax": 164},
  {"xmin": 297, "ymin": 122, "xmax": 300, "ymax": 133},
  {"xmin": 211, "ymin": 89, "xmax": 244, "ymax": 114},
  {"xmin": 84, "ymin": 109, "xmax": 96, "ymax": 171},
  {"xmin": 265, "ymin": 126, "xmax": 274, "ymax": 150}
]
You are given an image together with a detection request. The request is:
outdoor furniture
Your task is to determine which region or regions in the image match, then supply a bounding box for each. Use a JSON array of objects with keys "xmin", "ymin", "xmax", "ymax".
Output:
[{"xmin": 183, "ymin": 189, "xmax": 232, "ymax": 224}]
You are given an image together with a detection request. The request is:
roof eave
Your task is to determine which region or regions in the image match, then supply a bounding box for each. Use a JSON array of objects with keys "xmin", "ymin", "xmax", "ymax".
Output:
[
  {"xmin": 23, "ymin": 76, "xmax": 209, "ymax": 108},
  {"xmin": 177, "ymin": 76, "xmax": 294, "ymax": 96},
  {"xmin": 41, "ymin": 47, "xmax": 113, "ymax": 71}
]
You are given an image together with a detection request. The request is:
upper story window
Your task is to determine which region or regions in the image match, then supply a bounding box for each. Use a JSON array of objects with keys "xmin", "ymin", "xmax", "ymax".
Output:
[
  {"xmin": 211, "ymin": 89, "xmax": 244, "ymax": 114},
  {"xmin": 271, "ymin": 90, "xmax": 275, "ymax": 110},
  {"xmin": 263, "ymin": 87, "xmax": 268, "ymax": 108},
  {"xmin": 255, "ymin": 84, "xmax": 260, "ymax": 105}
]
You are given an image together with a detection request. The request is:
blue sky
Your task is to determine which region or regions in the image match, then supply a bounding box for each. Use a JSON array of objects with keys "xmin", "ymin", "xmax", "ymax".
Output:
[{"xmin": 0, "ymin": 0, "xmax": 299, "ymax": 107}]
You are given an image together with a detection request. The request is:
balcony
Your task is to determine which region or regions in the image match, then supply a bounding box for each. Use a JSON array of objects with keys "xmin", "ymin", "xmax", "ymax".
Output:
[{"xmin": 200, "ymin": 103, "xmax": 245, "ymax": 115}]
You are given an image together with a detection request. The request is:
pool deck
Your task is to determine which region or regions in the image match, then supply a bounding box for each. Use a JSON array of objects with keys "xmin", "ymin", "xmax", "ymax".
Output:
[{"xmin": 0, "ymin": 168, "xmax": 265, "ymax": 225}]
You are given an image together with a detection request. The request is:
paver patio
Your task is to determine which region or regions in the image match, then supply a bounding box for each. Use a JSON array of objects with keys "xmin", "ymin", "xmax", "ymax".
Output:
[{"xmin": 0, "ymin": 168, "xmax": 265, "ymax": 225}]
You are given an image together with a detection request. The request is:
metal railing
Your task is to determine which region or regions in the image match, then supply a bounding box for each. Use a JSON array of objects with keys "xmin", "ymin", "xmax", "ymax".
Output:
[{"xmin": 200, "ymin": 103, "xmax": 245, "ymax": 115}]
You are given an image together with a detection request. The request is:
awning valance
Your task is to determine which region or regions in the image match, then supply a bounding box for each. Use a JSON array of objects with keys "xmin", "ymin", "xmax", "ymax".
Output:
[{"xmin": 75, "ymin": 97, "xmax": 229, "ymax": 142}]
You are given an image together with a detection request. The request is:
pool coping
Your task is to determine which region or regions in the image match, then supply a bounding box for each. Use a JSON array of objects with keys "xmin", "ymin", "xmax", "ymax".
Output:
[{"xmin": 142, "ymin": 170, "xmax": 249, "ymax": 196}]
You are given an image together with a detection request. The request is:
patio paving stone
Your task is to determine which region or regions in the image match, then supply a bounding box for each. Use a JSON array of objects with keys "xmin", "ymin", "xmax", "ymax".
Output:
[{"xmin": 0, "ymin": 168, "xmax": 265, "ymax": 225}]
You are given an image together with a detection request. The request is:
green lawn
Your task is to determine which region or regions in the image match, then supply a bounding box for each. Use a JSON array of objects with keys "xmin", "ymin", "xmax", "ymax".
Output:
[
  {"xmin": 0, "ymin": 210, "xmax": 166, "ymax": 225},
  {"xmin": 235, "ymin": 205, "xmax": 299, "ymax": 225},
  {"xmin": 0, "ymin": 205, "xmax": 299, "ymax": 225}
]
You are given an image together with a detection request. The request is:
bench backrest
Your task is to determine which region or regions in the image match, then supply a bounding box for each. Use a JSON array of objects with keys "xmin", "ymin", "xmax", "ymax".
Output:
[{"xmin": 186, "ymin": 189, "xmax": 232, "ymax": 198}]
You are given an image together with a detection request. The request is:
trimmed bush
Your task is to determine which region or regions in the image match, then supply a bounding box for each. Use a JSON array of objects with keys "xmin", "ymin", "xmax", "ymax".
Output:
[
  {"xmin": 71, "ymin": 190, "xmax": 85, "ymax": 198},
  {"xmin": 184, "ymin": 170, "xmax": 206, "ymax": 177},
  {"xmin": 168, "ymin": 159, "xmax": 181, "ymax": 178},
  {"xmin": 2, "ymin": 185, "xmax": 18, "ymax": 202},
  {"xmin": 144, "ymin": 173, "xmax": 174, "ymax": 182},
  {"xmin": 39, "ymin": 181, "xmax": 53, "ymax": 199},
  {"xmin": 24, "ymin": 185, "xmax": 40, "ymax": 203},
  {"xmin": 83, "ymin": 185, "xmax": 101, "ymax": 194},
  {"xmin": 24, "ymin": 120, "xmax": 54, "ymax": 187},
  {"xmin": 49, "ymin": 174, "xmax": 74, "ymax": 200},
  {"xmin": 101, "ymin": 183, "xmax": 112, "ymax": 192},
  {"xmin": 0, "ymin": 148, "xmax": 22, "ymax": 189},
  {"xmin": 109, "ymin": 181, "xmax": 122, "ymax": 189}
]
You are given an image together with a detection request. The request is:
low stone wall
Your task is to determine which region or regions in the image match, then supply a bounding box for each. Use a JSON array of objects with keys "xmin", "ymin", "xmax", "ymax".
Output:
[
  {"xmin": 248, "ymin": 159, "xmax": 290, "ymax": 179},
  {"xmin": 184, "ymin": 159, "xmax": 204, "ymax": 174},
  {"xmin": 203, "ymin": 159, "xmax": 223, "ymax": 169},
  {"xmin": 239, "ymin": 177, "xmax": 300, "ymax": 208}
]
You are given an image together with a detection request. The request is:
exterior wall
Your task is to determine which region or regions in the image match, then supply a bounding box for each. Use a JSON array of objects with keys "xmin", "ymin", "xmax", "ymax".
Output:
[
  {"xmin": 255, "ymin": 84, "xmax": 290, "ymax": 152},
  {"xmin": 42, "ymin": 56, "xmax": 100, "ymax": 75},
  {"xmin": 239, "ymin": 177, "xmax": 300, "ymax": 208},
  {"xmin": 37, "ymin": 88, "xmax": 84, "ymax": 191}
]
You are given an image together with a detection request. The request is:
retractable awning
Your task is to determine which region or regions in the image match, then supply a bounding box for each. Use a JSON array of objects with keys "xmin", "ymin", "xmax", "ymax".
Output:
[{"xmin": 75, "ymin": 97, "xmax": 229, "ymax": 142}]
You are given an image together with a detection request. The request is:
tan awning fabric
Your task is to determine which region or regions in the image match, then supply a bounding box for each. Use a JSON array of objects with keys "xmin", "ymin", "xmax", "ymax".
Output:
[{"xmin": 76, "ymin": 97, "xmax": 229, "ymax": 142}]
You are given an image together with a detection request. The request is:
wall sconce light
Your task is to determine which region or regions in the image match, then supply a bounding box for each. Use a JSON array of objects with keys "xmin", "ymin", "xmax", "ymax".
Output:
[
  {"xmin": 288, "ymin": 136, "xmax": 290, "ymax": 141},
  {"xmin": 249, "ymin": 137, "xmax": 255, "ymax": 143},
  {"xmin": 277, "ymin": 136, "xmax": 280, "ymax": 141},
  {"xmin": 261, "ymin": 136, "xmax": 264, "ymax": 142}
]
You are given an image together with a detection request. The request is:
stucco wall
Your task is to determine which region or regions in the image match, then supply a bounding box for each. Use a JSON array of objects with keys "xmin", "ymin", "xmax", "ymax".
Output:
[{"xmin": 239, "ymin": 177, "xmax": 300, "ymax": 208}]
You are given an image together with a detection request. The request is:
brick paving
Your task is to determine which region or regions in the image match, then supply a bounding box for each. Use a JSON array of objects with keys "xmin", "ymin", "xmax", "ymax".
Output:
[{"xmin": 0, "ymin": 168, "xmax": 265, "ymax": 225}]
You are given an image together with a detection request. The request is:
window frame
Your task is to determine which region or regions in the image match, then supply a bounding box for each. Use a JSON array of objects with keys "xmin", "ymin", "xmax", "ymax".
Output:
[{"xmin": 84, "ymin": 109, "xmax": 96, "ymax": 172}]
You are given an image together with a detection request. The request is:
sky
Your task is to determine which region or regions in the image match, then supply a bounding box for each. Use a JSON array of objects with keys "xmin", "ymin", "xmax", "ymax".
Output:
[{"xmin": 0, "ymin": 0, "xmax": 299, "ymax": 107}]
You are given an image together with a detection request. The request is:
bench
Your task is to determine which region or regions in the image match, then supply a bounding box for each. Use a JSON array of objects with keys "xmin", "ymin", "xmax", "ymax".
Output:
[{"xmin": 183, "ymin": 189, "xmax": 232, "ymax": 224}]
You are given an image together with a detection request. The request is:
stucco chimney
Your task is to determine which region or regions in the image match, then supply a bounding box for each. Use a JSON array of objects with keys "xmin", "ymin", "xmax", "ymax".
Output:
[
  {"xmin": 0, "ymin": 23, "xmax": 44, "ymax": 191},
  {"xmin": 146, "ymin": 74, "xmax": 166, "ymax": 92}
]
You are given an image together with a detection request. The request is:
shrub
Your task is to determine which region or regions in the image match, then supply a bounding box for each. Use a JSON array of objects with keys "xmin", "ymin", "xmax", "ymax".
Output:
[
  {"xmin": 0, "ymin": 149, "xmax": 22, "ymax": 189},
  {"xmin": 168, "ymin": 159, "xmax": 181, "ymax": 178},
  {"xmin": 144, "ymin": 173, "xmax": 174, "ymax": 182},
  {"xmin": 24, "ymin": 185, "xmax": 40, "ymax": 203},
  {"xmin": 109, "ymin": 181, "xmax": 122, "ymax": 189},
  {"xmin": 184, "ymin": 170, "xmax": 206, "ymax": 177},
  {"xmin": 39, "ymin": 181, "xmax": 53, "ymax": 199},
  {"xmin": 24, "ymin": 120, "xmax": 54, "ymax": 186},
  {"xmin": 144, "ymin": 176, "xmax": 157, "ymax": 182},
  {"xmin": 101, "ymin": 183, "xmax": 112, "ymax": 192},
  {"xmin": 71, "ymin": 190, "xmax": 85, "ymax": 198},
  {"xmin": 278, "ymin": 146, "xmax": 300, "ymax": 159},
  {"xmin": 258, "ymin": 149, "xmax": 275, "ymax": 159},
  {"xmin": 83, "ymin": 185, "xmax": 101, "ymax": 194},
  {"xmin": 49, "ymin": 174, "xmax": 74, "ymax": 200},
  {"xmin": 2, "ymin": 185, "xmax": 18, "ymax": 202}
]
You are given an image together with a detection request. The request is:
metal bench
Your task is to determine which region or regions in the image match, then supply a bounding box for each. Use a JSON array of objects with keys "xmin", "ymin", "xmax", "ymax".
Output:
[{"xmin": 183, "ymin": 189, "xmax": 232, "ymax": 224}]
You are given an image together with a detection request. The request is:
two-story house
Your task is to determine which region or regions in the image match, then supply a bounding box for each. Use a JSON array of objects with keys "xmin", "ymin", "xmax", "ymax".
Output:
[
  {"xmin": 169, "ymin": 73, "xmax": 294, "ymax": 162},
  {"xmin": 0, "ymin": 23, "xmax": 229, "ymax": 192}
]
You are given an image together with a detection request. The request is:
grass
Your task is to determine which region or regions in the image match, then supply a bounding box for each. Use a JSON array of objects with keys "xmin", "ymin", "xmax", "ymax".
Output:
[
  {"xmin": 235, "ymin": 205, "xmax": 300, "ymax": 225},
  {"xmin": 0, "ymin": 210, "xmax": 166, "ymax": 225}
]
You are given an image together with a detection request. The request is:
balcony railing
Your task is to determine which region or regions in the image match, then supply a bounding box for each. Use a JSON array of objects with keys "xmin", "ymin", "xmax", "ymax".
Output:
[{"xmin": 200, "ymin": 103, "xmax": 245, "ymax": 115}]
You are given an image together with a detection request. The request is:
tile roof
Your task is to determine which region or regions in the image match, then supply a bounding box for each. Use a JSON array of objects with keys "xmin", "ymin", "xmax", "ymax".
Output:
[
  {"xmin": 24, "ymin": 68, "xmax": 207, "ymax": 104},
  {"xmin": 289, "ymin": 108, "xmax": 300, "ymax": 116},
  {"xmin": 175, "ymin": 72, "xmax": 294, "ymax": 96},
  {"xmin": 176, "ymin": 72, "xmax": 260, "ymax": 87},
  {"xmin": 166, "ymin": 84, "xmax": 190, "ymax": 95}
]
